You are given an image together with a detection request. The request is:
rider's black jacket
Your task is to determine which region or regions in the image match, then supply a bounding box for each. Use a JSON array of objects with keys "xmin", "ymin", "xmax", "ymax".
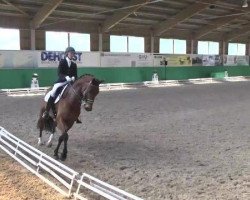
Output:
[{"xmin": 56, "ymin": 58, "xmax": 78, "ymax": 83}]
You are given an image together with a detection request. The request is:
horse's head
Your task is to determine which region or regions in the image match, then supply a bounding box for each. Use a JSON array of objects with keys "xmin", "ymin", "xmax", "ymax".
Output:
[{"xmin": 76, "ymin": 75, "xmax": 103, "ymax": 111}]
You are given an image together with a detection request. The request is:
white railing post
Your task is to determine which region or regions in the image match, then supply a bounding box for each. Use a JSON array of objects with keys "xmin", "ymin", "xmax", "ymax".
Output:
[{"xmin": 0, "ymin": 126, "xmax": 144, "ymax": 200}]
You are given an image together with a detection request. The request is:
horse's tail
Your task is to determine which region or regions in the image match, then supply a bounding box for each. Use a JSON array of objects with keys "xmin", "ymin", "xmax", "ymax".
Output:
[
  {"xmin": 37, "ymin": 116, "xmax": 56, "ymax": 133},
  {"xmin": 37, "ymin": 117, "xmax": 43, "ymax": 130},
  {"xmin": 44, "ymin": 117, "xmax": 56, "ymax": 133}
]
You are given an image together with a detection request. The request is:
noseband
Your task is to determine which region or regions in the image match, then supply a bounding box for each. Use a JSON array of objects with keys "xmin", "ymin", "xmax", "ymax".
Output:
[
  {"xmin": 70, "ymin": 81, "xmax": 95, "ymax": 105},
  {"xmin": 82, "ymin": 82, "xmax": 95, "ymax": 105}
]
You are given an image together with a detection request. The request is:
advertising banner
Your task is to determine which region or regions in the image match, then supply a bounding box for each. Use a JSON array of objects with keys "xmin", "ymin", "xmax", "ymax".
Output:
[
  {"xmin": 100, "ymin": 52, "xmax": 131, "ymax": 67},
  {"xmin": 236, "ymin": 56, "xmax": 249, "ymax": 66},
  {"xmin": 0, "ymin": 50, "xmax": 36, "ymax": 68},
  {"xmin": 0, "ymin": 50, "xmax": 249, "ymax": 68},
  {"xmin": 153, "ymin": 54, "xmax": 192, "ymax": 67},
  {"xmin": 223, "ymin": 55, "xmax": 249, "ymax": 66},
  {"xmin": 38, "ymin": 51, "xmax": 85, "ymax": 67},
  {"xmin": 167, "ymin": 55, "xmax": 192, "ymax": 66},
  {"xmin": 100, "ymin": 52, "xmax": 153, "ymax": 67},
  {"xmin": 202, "ymin": 55, "xmax": 222, "ymax": 66},
  {"xmin": 81, "ymin": 52, "xmax": 100, "ymax": 67},
  {"xmin": 191, "ymin": 55, "xmax": 203, "ymax": 66},
  {"xmin": 153, "ymin": 54, "xmax": 168, "ymax": 67},
  {"xmin": 135, "ymin": 53, "xmax": 154, "ymax": 67},
  {"xmin": 223, "ymin": 55, "xmax": 237, "ymax": 66}
]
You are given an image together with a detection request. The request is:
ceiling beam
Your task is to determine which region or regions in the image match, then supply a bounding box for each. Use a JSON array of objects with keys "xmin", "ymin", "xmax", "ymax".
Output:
[
  {"xmin": 2, "ymin": 0, "xmax": 29, "ymax": 17},
  {"xmin": 30, "ymin": 0, "xmax": 63, "ymax": 29},
  {"xmin": 193, "ymin": 14, "xmax": 241, "ymax": 39},
  {"xmin": 225, "ymin": 24, "xmax": 250, "ymax": 42},
  {"xmin": 0, "ymin": 15, "xmax": 30, "ymax": 29},
  {"xmin": 153, "ymin": 0, "xmax": 217, "ymax": 36},
  {"xmin": 102, "ymin": 0, "xmax": 151, "ymax": 32}
]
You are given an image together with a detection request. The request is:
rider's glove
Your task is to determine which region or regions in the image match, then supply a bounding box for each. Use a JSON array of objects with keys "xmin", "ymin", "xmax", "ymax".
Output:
[
  {"xmin": 71, "ymin": 76, "xmax": 75, "ymax": 82},
  {"xmin": 65, "ymin": 76, "xmax": 71, "ymax": 82}
]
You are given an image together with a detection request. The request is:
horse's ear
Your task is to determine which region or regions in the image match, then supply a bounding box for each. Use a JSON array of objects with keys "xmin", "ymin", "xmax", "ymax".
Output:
[
  {"xmin": 99, "ymin": 79, "xmax": 104, "ymax": 84},
  {"xmin": 92, "ymin": 78, "xmax": 104, "ymax": 86}
]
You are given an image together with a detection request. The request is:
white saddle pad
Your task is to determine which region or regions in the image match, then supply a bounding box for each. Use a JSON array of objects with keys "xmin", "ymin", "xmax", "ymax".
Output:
[{"xmin": 44, "ymin": 84, "xmax": 69, "ymax": 103}]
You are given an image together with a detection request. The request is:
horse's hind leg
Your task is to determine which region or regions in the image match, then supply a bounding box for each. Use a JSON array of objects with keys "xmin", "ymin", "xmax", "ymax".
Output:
[
  {"xmin": 38, "ymin": 129, "xmax": 44, "ymax": 146},
  {"xmin": 54, "ymin": 132, "xmax": 68, "ymax": 160},
  {"xmin": 37, "ymin": 117, "xmax": 45, "ymax": 146},
  {"xmin": 54, "ymin": 134, "xmax": 63, "ymax": 160},
  {"xmin": 60, "ymin": 132, "xmax": 68, "ymax": 161},
  {"xmin": 46, "ymin": 133, "xmax": 54, "ymax": 147}
]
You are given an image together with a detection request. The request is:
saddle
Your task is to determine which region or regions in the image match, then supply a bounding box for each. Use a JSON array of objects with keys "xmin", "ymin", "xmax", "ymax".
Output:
[
  {"xmin": 44, "ymin": 84, "xmax": 69, "ymax": 104},
  {"xmin": 44, "ymin": 84, "xmax": 82, "ymax": 124}
]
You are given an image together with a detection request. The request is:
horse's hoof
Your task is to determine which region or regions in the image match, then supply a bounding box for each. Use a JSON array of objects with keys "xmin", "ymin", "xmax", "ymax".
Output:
[
  {"xmin": 38, "ymin": 138, "xmax": 44, "ymax": 146},
  {"xmin": 46, "ymin": 142, "xmax": 52, "ymax": 148},
  {"xmin": 54, "ymin": 154, "xmax": 59, "ymax": 160},
  {"xmin": 38, "ymin": 141, "xmax": 44, "ymax": 146},
  {"xmin": 60, "ymin": 154, "xmax": 67, "ymax": 161}
]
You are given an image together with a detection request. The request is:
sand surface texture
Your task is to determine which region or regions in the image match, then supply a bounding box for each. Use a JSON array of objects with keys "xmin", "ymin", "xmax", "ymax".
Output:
[{"xmin": 0, "ymin": 82, "xmax": 249, "ymax": 200}]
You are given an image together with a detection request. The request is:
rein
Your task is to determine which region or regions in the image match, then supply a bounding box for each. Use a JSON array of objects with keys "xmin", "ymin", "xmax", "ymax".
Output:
[{"xmin": 70, "ymin": 81, "xmax": 94, "ymax": 105}]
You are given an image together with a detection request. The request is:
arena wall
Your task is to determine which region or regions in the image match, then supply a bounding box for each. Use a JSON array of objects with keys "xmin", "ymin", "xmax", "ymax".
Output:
[{"xmin": 1, "ymin": 66, "xmax": 250, "ymax": 89}]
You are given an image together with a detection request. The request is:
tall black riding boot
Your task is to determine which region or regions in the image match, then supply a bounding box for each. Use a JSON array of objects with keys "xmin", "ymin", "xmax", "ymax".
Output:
[
  {"xmin": 42, "ymin": 96, "xmax": 55, "ymax": 119},
  {"xmin": 51, "ymin": 102, "xmax": 57, "ymax": 117}
]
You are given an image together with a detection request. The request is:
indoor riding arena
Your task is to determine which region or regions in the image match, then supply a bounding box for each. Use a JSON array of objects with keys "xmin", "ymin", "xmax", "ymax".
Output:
[{"xmin": 0, "ymin": 0, "xmax": 250, "ymax": 200}]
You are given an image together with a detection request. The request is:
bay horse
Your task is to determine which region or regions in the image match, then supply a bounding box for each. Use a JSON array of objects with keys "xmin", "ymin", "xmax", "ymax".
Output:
[{"xmin": 37, "ymin": 74, "xmax": 103, "ymax": 160}]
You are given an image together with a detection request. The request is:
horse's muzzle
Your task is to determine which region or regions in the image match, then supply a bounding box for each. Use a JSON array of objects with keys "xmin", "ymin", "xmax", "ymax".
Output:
[{"xmin": 84, "ymin": 103, "xmax": 92, "ymax": 111}]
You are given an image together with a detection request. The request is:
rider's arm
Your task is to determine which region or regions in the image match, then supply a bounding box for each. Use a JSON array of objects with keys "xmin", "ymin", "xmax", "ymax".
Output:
[
  {"xmin": 57, "ymin": 60, "xmax": 68, "ymax": 81},
  {"xmin": 73, "ymin": 63, "xmax": 78, "ymax": 80}
]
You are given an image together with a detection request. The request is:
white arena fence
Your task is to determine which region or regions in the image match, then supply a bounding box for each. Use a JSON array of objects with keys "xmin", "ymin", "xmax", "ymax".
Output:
[
  {"xmin": 1, "ymin": 76, "xmax": 250, "ymax": 96},
  {"xmin": 0, "ymin": 126, "xmax": 143, "ymax": 200}
]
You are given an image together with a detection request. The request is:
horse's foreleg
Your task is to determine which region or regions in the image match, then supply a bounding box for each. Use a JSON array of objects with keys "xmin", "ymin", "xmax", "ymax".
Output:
[
  {"xmin": 46, "ymin": 133, "xmax": 54, "ymax": 147},
  {"xmin": 54, "ymin": 134, "xmax": 64, "ymax": 160},
  {"xmin": 37, "ymin": 117, "xmax": 45, "ymax": 146},
  {"xmin": 38, "ymin": 128, "xmax": 44, "ymax": 146},
  {"xmin": 60, "ymin": 132, "xmax": 68, "ymax": 161}
]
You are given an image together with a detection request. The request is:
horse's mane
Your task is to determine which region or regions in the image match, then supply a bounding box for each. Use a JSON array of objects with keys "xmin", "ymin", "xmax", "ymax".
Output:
[
  {"xmin": 76, "ymin": 74, "xmax": 102, "ymax": 86},
  {"xmin": 78, "ymin": 74, "xmax": 94, "ymax": 79}
]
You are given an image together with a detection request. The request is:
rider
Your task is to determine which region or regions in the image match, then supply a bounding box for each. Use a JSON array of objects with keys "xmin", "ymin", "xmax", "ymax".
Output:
[{"xmin": 42, "ymin": 46, "xmax": 81, "ymax": 123}]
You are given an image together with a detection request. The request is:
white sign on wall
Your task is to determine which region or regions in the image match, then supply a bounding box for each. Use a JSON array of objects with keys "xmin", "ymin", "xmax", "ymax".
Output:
[
  {"xmin": 0, "ymin": 50, "xmax": 36, "ymax": 68},
  {"xmin": 100, "ymin": 52, "xmax": 153, "ymax": 67},
  {"xmin": 37, "ymin": 51, "xmax": 101, "ymax": 67},
  {"xmin": 38, "ymin": 51, "xmax": 85, "ymax": 67},
  {"xmin": 223, "ymin": 55, "xmax": 249, "ymax": 66},
  {"xmin": 202, "ymin": 55, "xmax": 222, "ymax": 66},
  {"xmin": 81, "ymin": 52, "xmax": 100, "ymax": 67},
  {"xmin": 0, "ymin": 50, "xmax": 249, "ymax": 68},
  {"xmin": 153, "ymin": 54, "xmax": 192, "ymax": 67}
]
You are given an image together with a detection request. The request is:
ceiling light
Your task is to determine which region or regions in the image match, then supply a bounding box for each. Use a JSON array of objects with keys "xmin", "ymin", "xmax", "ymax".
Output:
[{"xmin": 242, "ymin": 0, "xmax": 248, "ymax": 8}]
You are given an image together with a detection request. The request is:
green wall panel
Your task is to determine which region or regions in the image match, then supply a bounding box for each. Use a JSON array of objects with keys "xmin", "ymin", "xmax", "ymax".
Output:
[{"xmin": 0, "ymin": 66, "xmax": 250, "ymax": 89}]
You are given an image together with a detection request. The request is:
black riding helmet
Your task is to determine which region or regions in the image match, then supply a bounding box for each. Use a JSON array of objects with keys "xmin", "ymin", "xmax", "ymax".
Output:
[{"xmin": 65, "ymin": 46, "xmax": 76, "ymax": 54}]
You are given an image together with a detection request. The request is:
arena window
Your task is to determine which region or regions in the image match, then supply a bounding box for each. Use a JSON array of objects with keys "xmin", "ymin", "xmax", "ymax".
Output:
[
  {"xmin": 198, "ymin": 41, "xmax": 219, "ymax": 55},
  {"xmin": 160, "ymin": 39, "xmax": 186, "ymax": 54},
  {"xmin": 46, "ymin": 31, "xmax": 90, "ymax": 51},
  {"xmin": 46, "ymin": 31, "xmax": 68, "ymax": 51},
  {"xmin": 228, "ymin": 43, "xmax": 246, "ymax": 56},
  {"xmin": 110, "ymin": 35, "xmax": 144, "ymax": 53},
  {"xmin": 70, "ymin": 33, "xmax": 90, "ymax": 52},
  {"xmin": 0, "ymin": 28, "xmax": 20, "ymax": 50},
  {"xmin": 128, "ymin": 36, "xmax": 144, "ymax": 53},
  {"xmin": 110, "ymin": 35, "xmax": 127, "ymax": 52}
]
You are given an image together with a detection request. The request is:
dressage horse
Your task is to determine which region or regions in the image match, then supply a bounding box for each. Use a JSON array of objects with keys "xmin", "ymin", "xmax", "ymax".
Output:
[{"xmin": 37, "ymin": 74, "xmax": 103, "ymax": 160}]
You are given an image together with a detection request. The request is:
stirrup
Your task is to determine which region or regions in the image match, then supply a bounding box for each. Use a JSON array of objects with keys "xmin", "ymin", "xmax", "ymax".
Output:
[{"xmin": 53, "ymin": 113, "xmax": 57, "ymax": 119}]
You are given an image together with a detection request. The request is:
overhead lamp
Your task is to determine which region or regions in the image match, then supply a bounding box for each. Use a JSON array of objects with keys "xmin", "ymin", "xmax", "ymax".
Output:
[{"xmin": 242, "ymin": 0, "xmax": 248, "ymax": 8}]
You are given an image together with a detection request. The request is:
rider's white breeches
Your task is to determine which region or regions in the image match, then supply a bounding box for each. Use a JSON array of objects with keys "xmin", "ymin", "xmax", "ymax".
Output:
[{"xmin": 50, "ymin": 81, "xmax": 68, "ymax": 97}]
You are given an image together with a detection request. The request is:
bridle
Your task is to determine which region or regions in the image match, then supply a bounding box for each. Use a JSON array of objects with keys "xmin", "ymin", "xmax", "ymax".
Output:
[{"xmin": 70, "ymin": 81, "xmax": 95, "ymax": 105}]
